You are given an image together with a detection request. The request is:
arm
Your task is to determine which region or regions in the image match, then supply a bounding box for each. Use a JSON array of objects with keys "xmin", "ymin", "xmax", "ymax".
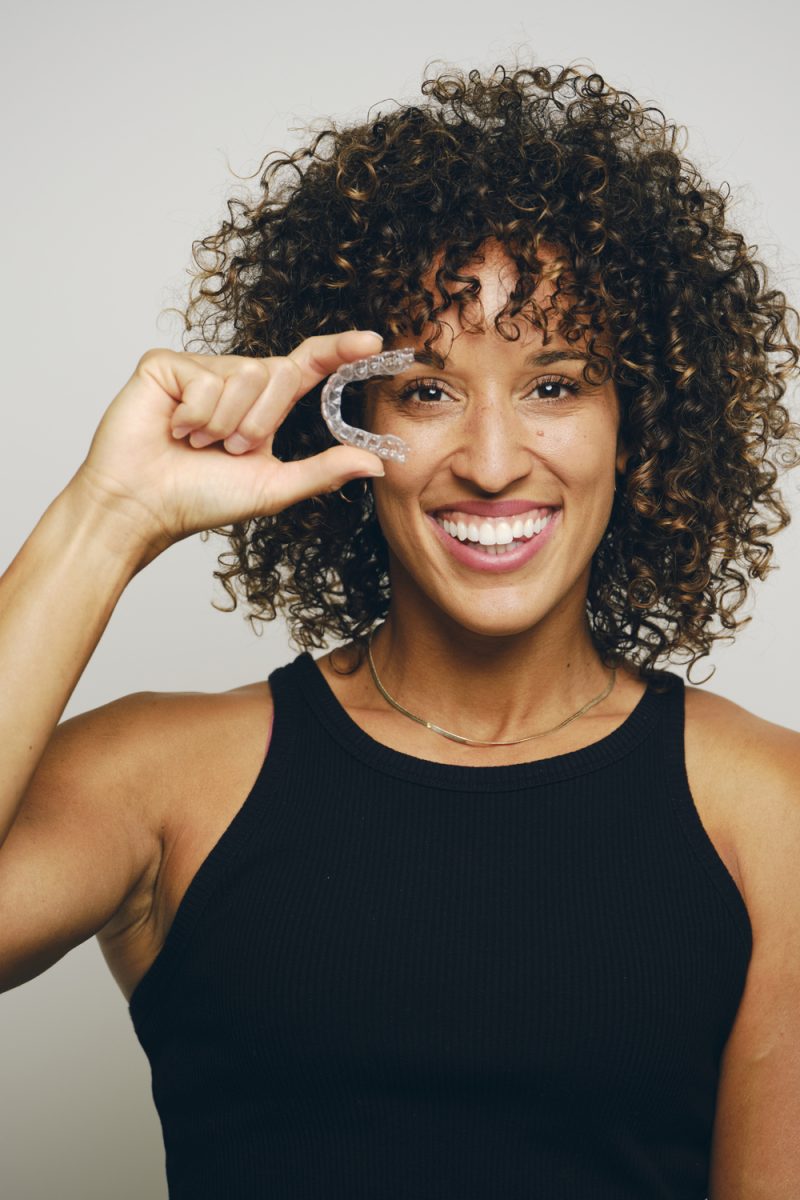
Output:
[
  {"xmin": 0, "ymin": 334, "xmax": 384, "ymax": 992},
  {"xmin": 0, "ymin": 689, "xmax": 164, "ymax": 993},
  {"xmin": 708, "ymin": 719, "xmax": 800, "ymax": 1198},
  {"xmin": 0, "ymin": 475, "xmax": 158, "ymax": 848},
  {"xmin": 0, "ymin": 332, "xmax": 383, "ymax": 852},
  {"xmin": 0, "ymin": 475, "xmax": 167, "ymax": 993}
]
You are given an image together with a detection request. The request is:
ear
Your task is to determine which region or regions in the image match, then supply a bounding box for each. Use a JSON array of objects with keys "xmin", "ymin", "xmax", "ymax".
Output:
[{"xmin": 615, "ymin": 437, "xmax": 631, "ymax": 478}]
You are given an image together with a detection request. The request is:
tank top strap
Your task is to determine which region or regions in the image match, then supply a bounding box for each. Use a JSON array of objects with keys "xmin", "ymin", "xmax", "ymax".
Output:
[
  {"xmin": 265, "ymin": 651, "xmax": 360, "ymax": 773},
  {"xmin": 649, "ymin": 667, "xmax": 752, "ymax": 952},
  {"xmin": 265, "ymin": 652, "xmax": 308, "ymax": 757},
  {"xmin": 127, "ymin": 657, "xmax": 303, "ymax": 1028}
]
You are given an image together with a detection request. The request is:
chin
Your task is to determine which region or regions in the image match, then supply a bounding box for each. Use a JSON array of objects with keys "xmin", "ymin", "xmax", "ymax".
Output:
[{"xmin": 438, "ymin": 602, "xmax": 552, "ymax": 643}]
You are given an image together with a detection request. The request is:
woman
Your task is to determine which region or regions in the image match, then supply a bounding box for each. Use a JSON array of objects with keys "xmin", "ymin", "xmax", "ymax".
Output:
[{"xmin": 1, "ymin": 61, "xmax": 798, "ymax": 1199}]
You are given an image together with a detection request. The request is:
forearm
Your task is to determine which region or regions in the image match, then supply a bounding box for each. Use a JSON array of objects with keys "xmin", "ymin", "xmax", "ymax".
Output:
[{"xmin": 0, "ymin": 475, "xmax": 160, "ymax": 845}]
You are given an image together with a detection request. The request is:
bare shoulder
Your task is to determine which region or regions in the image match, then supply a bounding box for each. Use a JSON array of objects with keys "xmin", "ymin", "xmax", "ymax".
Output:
[
  {"xmin": 70, "ymin": 679, "xmax": 272, "ymax": 805},
  {"xmin": 681, "ymin": 688, "xmax": 800, "ymax": 1193},
  {"xmin": 88, "ymin": 680, "xmax": 273, "ymax": 917},
  {"xmin": 683, "ymin": 681, "xmax": 799, "ymax": 799},
  {"xmin": 112, "ymin": 679, "xmax": 275, "ymax": 841},
  {"xmin": 682, "ymin": 681, "xmax": 800, "ymax": 913},
  {"xmin": 683, "ymin": 679, "xmax": 798, "ymax": 755},
  {"xmin": 93, "ymin": 679, "xmax": 275, "ymax": 1000},
  {"xmin": 128, "ymin": 677, "xmax": 273, "ymax": 740},
  {"xmin": 0, "ymin": 679, "xmax": 272, "ymax": 998}
]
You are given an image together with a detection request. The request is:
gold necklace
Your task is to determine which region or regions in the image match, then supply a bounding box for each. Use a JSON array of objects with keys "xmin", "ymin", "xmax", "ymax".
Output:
[{"xmin": 366, "ymin": 627, "xmax": 617, "ymax": 747}]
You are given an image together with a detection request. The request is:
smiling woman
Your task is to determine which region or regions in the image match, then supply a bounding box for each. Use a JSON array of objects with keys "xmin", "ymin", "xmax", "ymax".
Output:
[
  {"xmin": 2, "ymin": 56, "xmax": 800, "ymax": 1200},
  {"xmin": 181, "ymin": 66, "xmax": 799, "ymax": 698},
  {"xmin": 353, "ymin": 239, "xmax": 629, "ymax": 654}
]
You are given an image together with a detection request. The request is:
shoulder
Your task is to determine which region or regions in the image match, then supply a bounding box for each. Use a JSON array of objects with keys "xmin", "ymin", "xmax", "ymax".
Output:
[
  {"xmin": 682, "ymin": 675, "xmax": 796, "ymax": 735},
  {"xmin": 121, "ymin": 679, "xmax": 274, "ymax": 745},
  {"xmin": 104, "ymin": 681, "xmax": 275, "ymax": 877},
  {"xmin": 682, "ymin": 680, "xmax": 799, "ymax": 795},
  {"xmin": 682, "ymin": 680, "xmax": 799, "ymax": 917},
  {"xmin": 81, "ymin": 681, "xmax": 274, "ymax": 767},
  {"xmin": 65, "ymin": 681, "xmax": 275, "ymax": 856},
  {"xmin": 680, "ymin": 687, "xmax": 800, "ymax": 1192}
]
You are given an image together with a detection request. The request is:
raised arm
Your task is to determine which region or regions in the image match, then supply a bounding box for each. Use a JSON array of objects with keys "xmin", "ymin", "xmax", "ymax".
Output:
[
  {"xmin": 0, "ymin": 332, "xmax": 385, "ymax": 993},
  {"xmin": 0, "ymin": 478, "xmax": 157, "ymax": 848}
]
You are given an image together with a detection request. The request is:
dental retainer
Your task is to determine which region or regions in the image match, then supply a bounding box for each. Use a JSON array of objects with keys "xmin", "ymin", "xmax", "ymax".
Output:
[{"xmin": 321, "ymin": 346, "xmax": 416, "ymax": 464}]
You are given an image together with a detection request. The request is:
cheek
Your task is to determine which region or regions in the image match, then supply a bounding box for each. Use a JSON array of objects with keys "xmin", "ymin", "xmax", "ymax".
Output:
[
  {"xmin": 372, "ymin": 474, "xmax": 421, "ymax": 534},
  {"xmin": 533, "ymin": 420, "xmax": 617, "ymax": 482}
]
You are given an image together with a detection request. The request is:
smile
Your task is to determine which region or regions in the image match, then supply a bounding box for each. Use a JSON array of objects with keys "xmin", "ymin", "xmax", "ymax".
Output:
[
  {"xmin": 434, "ymin": 507, "xmax": 555, "ymax": 553},
  {"xmin": 426, "ymin": 507, "xmax": 560, "ymax": 572}
]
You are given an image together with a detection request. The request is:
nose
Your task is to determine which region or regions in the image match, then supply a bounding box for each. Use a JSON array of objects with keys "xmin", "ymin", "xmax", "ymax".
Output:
[{"xmin": 447, "ymin": 396, "xmax": 534, "ymax": 493}]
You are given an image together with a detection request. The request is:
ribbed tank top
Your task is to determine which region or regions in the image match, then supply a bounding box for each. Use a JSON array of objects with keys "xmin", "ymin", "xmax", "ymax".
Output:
[{"xmin": 128, "ymin": 652, "xmax": 752, "ymax": 1200}]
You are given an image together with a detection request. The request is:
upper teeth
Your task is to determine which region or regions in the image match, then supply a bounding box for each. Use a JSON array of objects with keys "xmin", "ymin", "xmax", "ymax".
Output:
[{"xmin": 435, "ymin": 509, "xmax": 555, "ymax": 546}]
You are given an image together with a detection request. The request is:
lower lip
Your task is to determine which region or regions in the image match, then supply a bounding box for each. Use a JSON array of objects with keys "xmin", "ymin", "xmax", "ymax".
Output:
[{"xmin": 426, "ymin": 510, "xmax": 561, "ymax": 573}]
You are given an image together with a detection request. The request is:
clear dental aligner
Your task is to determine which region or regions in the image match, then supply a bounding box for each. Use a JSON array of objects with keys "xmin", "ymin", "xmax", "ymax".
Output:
[{"xmin": 321, "ymin": 346, "xmax": 416, "ymax": 464}]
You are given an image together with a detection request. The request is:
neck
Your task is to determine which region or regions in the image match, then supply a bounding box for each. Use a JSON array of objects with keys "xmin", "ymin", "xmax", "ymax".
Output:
[{"xmin": 366, "ymin": 608, "xmax": 615, "ymax": 746}]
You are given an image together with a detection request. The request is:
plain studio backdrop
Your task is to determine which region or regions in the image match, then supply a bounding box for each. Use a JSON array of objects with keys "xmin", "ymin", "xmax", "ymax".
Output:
[{"xmin": 1, "ymin": 1, "xmax": 799, "ymax": 1196}]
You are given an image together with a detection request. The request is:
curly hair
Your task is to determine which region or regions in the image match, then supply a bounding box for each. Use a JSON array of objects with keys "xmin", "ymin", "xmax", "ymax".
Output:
[{"xmin": 171, "ymin": 59, "xmax": 800, "ymax": 685}]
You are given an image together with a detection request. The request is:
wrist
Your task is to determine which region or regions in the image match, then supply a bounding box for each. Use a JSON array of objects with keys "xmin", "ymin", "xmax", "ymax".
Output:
[{"xmin": 60, "ymin": 467, "xmax": 171, "ymax": 575}]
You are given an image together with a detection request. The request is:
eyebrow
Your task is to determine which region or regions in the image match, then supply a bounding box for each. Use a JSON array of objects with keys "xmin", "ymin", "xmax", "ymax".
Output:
[
  {"xmin": 523, "ymin": 348, "xmax": 590, "ymax": 366},
  {"xmin": 408, "ymin": 347, "xmax": 591, "ymax": 369}
]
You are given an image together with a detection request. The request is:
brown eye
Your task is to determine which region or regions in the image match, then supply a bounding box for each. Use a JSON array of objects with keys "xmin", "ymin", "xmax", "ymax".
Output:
[
  {"xmin": 530, "ymin": 376, "xmax": 581, "ymax": 404},
  {"xmin": 395, "ymin": 377, "xmax": 451, "ymax": 406}
]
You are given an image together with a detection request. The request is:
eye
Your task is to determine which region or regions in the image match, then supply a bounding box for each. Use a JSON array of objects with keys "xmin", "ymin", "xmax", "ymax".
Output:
[
  {"xmin": 392, "ymin": 373, "xmax": 582, "ymax": 409},
  {"xmin": 528, "ymin": 375, "xmax": 581, "ymax": 404},
  {"xmin": 394, "ymin": 377, "xmax": 453, "ymax": 406}
]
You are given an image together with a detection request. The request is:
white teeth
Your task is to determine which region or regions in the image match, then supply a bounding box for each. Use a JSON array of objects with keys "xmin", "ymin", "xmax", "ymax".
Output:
[{"xmin": 435, "ymin": 509, "xmax": 555, "ymax": 548}]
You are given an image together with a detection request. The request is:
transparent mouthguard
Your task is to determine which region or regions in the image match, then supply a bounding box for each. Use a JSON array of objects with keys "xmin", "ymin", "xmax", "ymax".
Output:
[{"xmin": 321, "ymin": 346, "xmax": 416, "ymax": 464}]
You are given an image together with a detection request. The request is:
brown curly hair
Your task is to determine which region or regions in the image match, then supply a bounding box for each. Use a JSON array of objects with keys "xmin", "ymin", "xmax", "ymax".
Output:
[{"xmin": 171, "ymin": 59, "xmax": 800, "ymax": 686}]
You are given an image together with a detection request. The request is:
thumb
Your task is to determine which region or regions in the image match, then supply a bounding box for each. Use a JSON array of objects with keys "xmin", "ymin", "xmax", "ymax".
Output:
[{"xmin": 275, "ymin": 445, "xmax": 385, "ymax": 508}]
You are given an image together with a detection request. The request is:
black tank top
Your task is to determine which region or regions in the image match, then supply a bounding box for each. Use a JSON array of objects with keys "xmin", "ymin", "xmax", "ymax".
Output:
[{"xmin": 128, "ymin": 652, "xmax": 752, "ymax": 1199}]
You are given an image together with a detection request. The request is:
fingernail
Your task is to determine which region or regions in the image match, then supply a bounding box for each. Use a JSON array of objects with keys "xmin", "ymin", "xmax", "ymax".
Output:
[
  {"xmin": 365, "ymin": 331, "xmax": 383, "ymax": 341},
  {"xmin": 172, "ymin": 425, "xmax": 191, "ymax": 439},
  {"xmin": 225, "ymin": 433, "xmax": 252, "ymax": 454},
  {"xmin": 189, "ymin": 431, "xmax": 215, "ymax": 448}
]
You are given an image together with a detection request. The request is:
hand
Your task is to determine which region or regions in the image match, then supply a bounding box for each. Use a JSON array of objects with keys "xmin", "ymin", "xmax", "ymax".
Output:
[{"xmin": 71, "ymin": 331, "xmax": 386, "ymax": 561}]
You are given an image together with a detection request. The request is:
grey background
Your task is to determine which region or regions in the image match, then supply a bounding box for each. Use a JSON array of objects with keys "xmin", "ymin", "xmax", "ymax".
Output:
[{"xmin": 1, "ymin": 1, "xmax": 799, "ymax": 1196}]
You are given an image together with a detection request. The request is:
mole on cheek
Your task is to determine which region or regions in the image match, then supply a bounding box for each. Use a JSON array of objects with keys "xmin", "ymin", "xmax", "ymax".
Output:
[{"xmin": 536, "ymin": 429, "xmax": 545, "ymax": 437}]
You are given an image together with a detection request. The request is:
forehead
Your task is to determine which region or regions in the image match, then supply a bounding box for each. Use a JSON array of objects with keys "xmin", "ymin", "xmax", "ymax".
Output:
[
  {"xmin": 422, "ymin": 237, "xmax": 567, "ymax": 306},
  {"xmin": 403, "ymin": 236, "xmax": 604, "ymax": 361}
]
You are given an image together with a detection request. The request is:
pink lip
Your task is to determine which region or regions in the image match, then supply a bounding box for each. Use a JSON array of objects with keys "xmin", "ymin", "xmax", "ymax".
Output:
[
  {"xmin": 426, "ymin": 509, "xmax": 560, "ymax": 574},
  {"xmin": 429, "ymin": 499, "xmax": 560, "ymax": 518}
]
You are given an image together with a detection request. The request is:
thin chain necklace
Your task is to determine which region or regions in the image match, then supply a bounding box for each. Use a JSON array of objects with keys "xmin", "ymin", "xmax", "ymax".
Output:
[{"xmin": 366, "ymin": 627, "xmax": 617, "ymax": 748}]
